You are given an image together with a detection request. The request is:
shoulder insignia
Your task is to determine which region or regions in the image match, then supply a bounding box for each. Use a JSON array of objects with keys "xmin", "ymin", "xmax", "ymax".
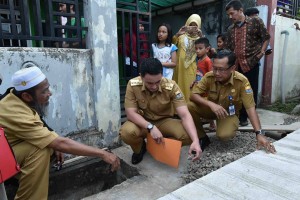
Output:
[
  {"xmin": 175, "ymin": 90, "xmax": 183, "ymax": 99},
  {"xmin": 245, "ymin": 85, "xmax": 253, "ymax": 94},
  {"xmin": 130, "ymin": 79, "xmax": 143, "ymax": 86},
  {"xmin": 164, "ymin": 83, "xmax": 174, "ymax": 90}
]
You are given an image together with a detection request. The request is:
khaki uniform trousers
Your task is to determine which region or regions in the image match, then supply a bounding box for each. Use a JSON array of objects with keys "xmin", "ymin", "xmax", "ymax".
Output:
[
  {"xmin": 188, "ymin": 102, "xmax": 239, "ymax": 141},
  {"xmin": 13, "ymin": 142, "xmax": 52, "ymax": 200},
  {"xmin": 120, "ymin": 118, "xmax": 193, "ymax": 153}
]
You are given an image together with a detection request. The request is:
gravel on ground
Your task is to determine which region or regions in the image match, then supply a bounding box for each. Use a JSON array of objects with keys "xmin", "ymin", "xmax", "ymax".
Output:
[{"xmin": 182, "ymin": 131, "xmax": 276, "ymax": 184}]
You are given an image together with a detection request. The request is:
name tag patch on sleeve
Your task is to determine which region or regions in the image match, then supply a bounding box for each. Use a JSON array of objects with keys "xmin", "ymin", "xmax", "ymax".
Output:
[
  {"xmin": 175, "ymin": 91, "xmax": 183, "ymax": 99},
  {"xmin": 245, "ymin": 86, "xmax": 253, "ymax": 94}
]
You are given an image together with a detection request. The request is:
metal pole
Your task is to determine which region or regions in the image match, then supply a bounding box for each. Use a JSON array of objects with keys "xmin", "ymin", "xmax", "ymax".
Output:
[{"xmin": 280, "ymin": 30, "xmax": 289, "ymax": 104}]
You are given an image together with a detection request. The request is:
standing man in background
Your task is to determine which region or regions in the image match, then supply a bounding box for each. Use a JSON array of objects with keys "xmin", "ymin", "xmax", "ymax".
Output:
[{"xmin": 225, "ymin": 0, "xmax": 270, "ymax": 126}]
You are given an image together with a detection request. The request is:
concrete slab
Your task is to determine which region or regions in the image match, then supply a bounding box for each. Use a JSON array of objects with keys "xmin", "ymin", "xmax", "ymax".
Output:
[
  {"xmin": 238, "ymin": 109, "xmax": 300, "ymax": 131},
  {"xmin": 256, "ymin": 109, "xmax": 291, "ymax": 125},
  {"xmin": 83, "ymin": 109, "xmax": 299, "ymax": 200},
  {"xmin": 159, "ymin": 130, "xmax": 300, "ymax": 200},
  {"xmin": 82, "ymin": 145, "xmax": 191, "ymax": 200}
]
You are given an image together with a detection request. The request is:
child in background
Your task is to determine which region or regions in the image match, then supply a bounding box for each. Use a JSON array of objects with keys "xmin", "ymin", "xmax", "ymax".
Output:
[
  {"xmin": 217, "ymin": 33, "xmax": 226, "ymax": 52},
  {"xmin": 125, "ymin": 19, "xmax": 149, "ymax": 77},
  {"xmin": 193, "ymin": 37, "xmax": 212, "ymax": 85},
  {"xmin": 207, "ymin": 33, "xmax": 227, "ymax": 58},
  {"xmin": 152, "ymin": 23, "xmax": 178, "ymax": 79},
  {"xmin": 192, "ymin": 37, "xmax": 216, "ymax": 131}
]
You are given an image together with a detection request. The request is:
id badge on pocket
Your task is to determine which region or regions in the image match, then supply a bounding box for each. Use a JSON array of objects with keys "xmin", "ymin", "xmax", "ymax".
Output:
[{"xmin": 229, "ymin": 104, "xmax": 235, "ymax": 116}]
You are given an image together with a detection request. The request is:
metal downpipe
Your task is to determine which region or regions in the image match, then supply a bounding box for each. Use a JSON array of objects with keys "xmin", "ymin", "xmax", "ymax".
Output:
[{"xmin": 280, "ymin": 30, "xmax": 289, "ymax": 104}]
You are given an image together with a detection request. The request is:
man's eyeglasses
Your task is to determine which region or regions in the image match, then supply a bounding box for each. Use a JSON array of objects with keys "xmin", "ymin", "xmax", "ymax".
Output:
[{"xmin": 213, "ymin": 64, "xmax": 234, "ymax": 73}]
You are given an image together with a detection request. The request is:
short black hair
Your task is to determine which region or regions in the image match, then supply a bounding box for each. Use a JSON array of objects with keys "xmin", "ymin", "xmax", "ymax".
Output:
[
  {"xmin": 215, "ymin": 49, "xmax": 236, "ymax": 67},
  {"xmin": 140, "ymin": 58, "xmax": 163, "ymax": 77},
  {"xmin": 156, "ymin": 23, "xmax": 173, "ymax": 46},
  {"xmin": 225, "ymin": 0, "xmax": 243, "ymax": 11},
  {"xmin": 195, "ymin": 37, "xmax": 210, "ymax": 48},
  {"xmin": 245, "ymin": 7, "xmax": 259, "ymax": 16},
  {"xmin": 217, "ymin": 33, "xmax": 227, "ymax": 42}
]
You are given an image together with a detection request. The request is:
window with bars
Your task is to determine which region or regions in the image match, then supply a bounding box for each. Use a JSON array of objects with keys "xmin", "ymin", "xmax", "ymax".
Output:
[
  {"xmin": 0, "ymin": 0, "xmax": 87, "ymax": 48},
  {"xmin": 277, "ymin": 0, "xmax": 300, "ymax": 20}
]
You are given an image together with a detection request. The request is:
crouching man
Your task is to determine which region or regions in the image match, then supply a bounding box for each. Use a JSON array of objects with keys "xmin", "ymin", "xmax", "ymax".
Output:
[
  {"xmin": 120, "ymin": 58, "xmax": 202, "ymax": 165},
  {"xmin": 0, "ymin": 63, "xmax": 120, "ymax": 199},
  {"xmin": 188, "ymin": 50, "xmax": 276, "ymax": 153}
]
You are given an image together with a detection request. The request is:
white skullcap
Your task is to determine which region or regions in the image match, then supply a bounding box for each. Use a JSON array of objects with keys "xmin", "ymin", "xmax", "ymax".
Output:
[{"xmin": 12, "ymin": 65, "xmax": 46, "ymax": 91}]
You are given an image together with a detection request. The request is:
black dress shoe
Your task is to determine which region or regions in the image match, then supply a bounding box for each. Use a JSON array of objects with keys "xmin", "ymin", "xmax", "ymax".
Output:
[
  {"xmin": 199, "ymin": 135, "xmax": 211, "ymax": 151},
  {"xmin": 131, "ymin": 141, "xmax": 147, "ymax": 165}
]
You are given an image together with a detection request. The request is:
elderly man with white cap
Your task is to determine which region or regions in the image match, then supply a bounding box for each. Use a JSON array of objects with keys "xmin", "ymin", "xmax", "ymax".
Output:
[{"xmin": 0, "ymin": 62, "xmax": 120, "ymax": 200}]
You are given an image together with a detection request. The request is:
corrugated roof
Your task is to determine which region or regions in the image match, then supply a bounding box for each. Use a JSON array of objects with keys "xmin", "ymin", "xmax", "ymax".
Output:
[
  {"xmin": 117, "ymin": 0, "xmax": 194, "ymax": 12},
  {"xmin": 150, "ymin": 0, "xmax": 192, "ymax": 11}
]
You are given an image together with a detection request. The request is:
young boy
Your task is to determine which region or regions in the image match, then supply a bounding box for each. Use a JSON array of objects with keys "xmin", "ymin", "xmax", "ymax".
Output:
[
  {"xmin": 192, "ymin": 37, "xmax": 216, "ymax": 131},
  {"xmin": 193, "ymin": 37, "xmax": 212, "ymax": 84}
]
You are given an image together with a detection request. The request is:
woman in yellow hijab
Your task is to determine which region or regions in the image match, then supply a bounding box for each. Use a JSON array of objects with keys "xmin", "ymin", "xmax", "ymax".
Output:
[{"xmin": 172, "ymin": 14, "xmax": 202, "ymax": 102}]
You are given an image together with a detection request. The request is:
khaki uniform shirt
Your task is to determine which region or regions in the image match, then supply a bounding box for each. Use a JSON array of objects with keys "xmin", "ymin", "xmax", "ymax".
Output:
[
  {"xmin": 191, "ymin": 71, "xmax": 255, "ymax": 114},
  {"xmin": 125, "ymin": 77, "xmax": 186, "ymax": 121},
  {"xmin": 0, "ymin": 89, "xmax": 58, "ymax": 148}
]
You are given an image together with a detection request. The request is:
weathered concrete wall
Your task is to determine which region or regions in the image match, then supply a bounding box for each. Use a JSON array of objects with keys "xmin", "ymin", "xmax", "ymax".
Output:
[
  {"xmin": 272, "ymin": 16, "xmax": 300, "ymax": 102},
  {"xmin": 152, "ymin": 1, "xmax": 223, "ymax": 49},
  {"xmin": 152, "ymin": 0, "xmax": 256, "ymax": 48},
  {"xmin": 0, "ymin": 0, "xmax": 120, "ymax": 147},
  {"xmin": 84, "ymin": 0, "xmax": 120, "ymax": 146},
  {"xmin": 0, "ymin": 47, "xmax": 96, "ymax": 136}
]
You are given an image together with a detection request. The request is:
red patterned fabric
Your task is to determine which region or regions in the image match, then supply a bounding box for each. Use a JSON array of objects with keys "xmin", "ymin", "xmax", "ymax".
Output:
[{"xmin": 226, "ymin": 16, "xmax": 270, "ymax": 73}]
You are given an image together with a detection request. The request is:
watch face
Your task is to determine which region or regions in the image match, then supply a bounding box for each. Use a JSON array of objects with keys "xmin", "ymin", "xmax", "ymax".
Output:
[
  {"xmin": 256, "ymin": 130, "xmax": 264, "ymax": 135},
  {"xmin": 147, "ymin": 123, "xmax": 153, "ymax": 130}
]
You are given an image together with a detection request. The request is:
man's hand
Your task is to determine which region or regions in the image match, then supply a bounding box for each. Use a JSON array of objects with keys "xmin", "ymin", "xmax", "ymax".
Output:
[
  {"xmin": 210, "ymin": 102, "xmax": 228, "ymax": 119},
  {"xmin": 256, "ymin": 134, "xmax": 276, "ymax": 154},
  {"xmin": 55, "ymin": 151, "xmax": 65, "ymax": 164},
  {"xmin": 256, "ymin": 52, "xmax": 265, "ymax": 60},
  {"xmin": 102, "ymin": 151, "xmax": 121, "ymax": 172},
  {"xmin": 188, "ymin": 141, "xmax": 202, "ymax": 161},
  {"xmin": 150, "ymin": 126, "xmax": 164, "ymax": 144}
]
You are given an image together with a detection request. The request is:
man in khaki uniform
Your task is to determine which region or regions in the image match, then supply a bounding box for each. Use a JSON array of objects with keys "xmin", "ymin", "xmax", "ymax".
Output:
[
  {"xmin": 0, "ymin": 63, "xmax": 120, "ymax": 200},
  {"xmin": 120, "ymin": 58, "xmax": 202, "ymax": 165},
  {"xmin": 188, "ymin": 50, "xmax": 276, "ymax": 153}
]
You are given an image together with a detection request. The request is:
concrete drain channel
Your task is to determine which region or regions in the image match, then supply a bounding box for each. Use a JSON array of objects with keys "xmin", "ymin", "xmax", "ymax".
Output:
[
  {"xmin": 49, "ymin": 157, "xmax": 139, "ymax": 200},
  {"xmin": 5, "ymin": 157, "xmax": 139, "ymax": 200}
]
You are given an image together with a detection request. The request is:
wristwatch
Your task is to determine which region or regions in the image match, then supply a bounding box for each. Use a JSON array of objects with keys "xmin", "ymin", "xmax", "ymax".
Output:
[
  {"xmin": 255, "ymin": 129, "xmax": 265, "ymax": 136},
  {"xmin": 147, "ymin": 123, "xmax": 154, "ymax": 132}
]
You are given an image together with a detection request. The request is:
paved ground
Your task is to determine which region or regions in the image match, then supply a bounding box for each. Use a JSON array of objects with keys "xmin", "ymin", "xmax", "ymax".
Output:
[
  {"xmin": 159, "ymin": 129, "xmax": 300, "ymax": 200},
  {"xmin": 83, "ymin": 109, "xmax": 300, "ymax": 200}
]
